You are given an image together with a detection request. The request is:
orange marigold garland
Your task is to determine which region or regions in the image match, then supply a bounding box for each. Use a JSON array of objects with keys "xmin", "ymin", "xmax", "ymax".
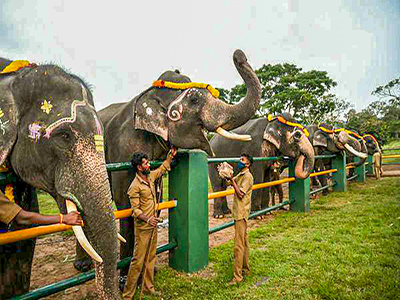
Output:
[
  {"xmin": 268, "ymin": 114, "xmax": 309, "ymax": 137},
  {"xmin": 152, "ymin": 80, "xmax": 220, "ymax": 98}
]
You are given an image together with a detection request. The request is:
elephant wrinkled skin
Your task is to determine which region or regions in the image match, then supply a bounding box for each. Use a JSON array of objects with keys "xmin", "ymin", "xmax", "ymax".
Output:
[
  {"xmin": 93, "ymin": 50, "xmax": 261, "ymax": 278},
  {"xmin": 209, "ymin": 113, "xmax": 315, "ymax": 216},
  {"xmin": 0, "ymin": 59, "xmax": 119, "ymax": 299}
]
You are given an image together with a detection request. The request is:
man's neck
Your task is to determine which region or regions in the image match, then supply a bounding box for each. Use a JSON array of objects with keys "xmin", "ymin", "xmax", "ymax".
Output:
[{"xmin": 138, "ymin": 172, "xmax": 149, "ymax": 182}]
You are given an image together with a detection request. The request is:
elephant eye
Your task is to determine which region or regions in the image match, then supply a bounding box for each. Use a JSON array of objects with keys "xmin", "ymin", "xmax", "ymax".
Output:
[{"xmin": 293, "ymin": 131, "xmax": 302, "ymax": 141}]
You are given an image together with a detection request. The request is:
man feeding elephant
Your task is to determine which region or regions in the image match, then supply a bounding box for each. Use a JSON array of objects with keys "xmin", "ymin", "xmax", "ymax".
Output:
[
  {"xmin": 218, "ymin": 154, "xmax": 254, "ymax": 285},
  {"xmin": 122, "ymin": 147, "xmax": 177, "ymax": 299},
  {"xmin": 0, "ymin": 190, "xmax": 83, "ymax": 226}
]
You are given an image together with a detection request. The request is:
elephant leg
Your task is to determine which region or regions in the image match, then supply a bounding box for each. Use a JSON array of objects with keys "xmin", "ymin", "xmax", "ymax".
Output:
[
  {"xmin": 74, "ymin": 242, "xmax": 93, "ymax": 272},
  {"xmin": 220, "ymin": 197, "xmax": 231, "ymax": 215},
  {"xmin": 277, "ymin": 184, "xmax": 284, "ymax": 204},
  {"xmin": 211, "ymin": 176, "xmax": 229, "ymax": 218}
]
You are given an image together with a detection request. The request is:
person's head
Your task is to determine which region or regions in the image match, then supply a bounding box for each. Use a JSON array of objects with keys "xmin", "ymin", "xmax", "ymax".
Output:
[
  {"xmin": 238, "ymin": 153, "xmax": 253, "ymax": 171},
  {"xmin": 130, "ymin": 152, "xmax": 150, "ymax": 175}
]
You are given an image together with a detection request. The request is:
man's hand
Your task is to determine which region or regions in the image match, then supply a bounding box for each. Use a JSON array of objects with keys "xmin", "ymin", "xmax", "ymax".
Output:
[
  {"xmin": 63, "ymin": 211, "xmax": 84, "ymax": 226},
  {"xmin": 147, "ymin": 216, "xmax": 161, "ymax": 227},
  {"xmin": 169, "ymin": 147, "xmax": 177, "ymax": 158}
]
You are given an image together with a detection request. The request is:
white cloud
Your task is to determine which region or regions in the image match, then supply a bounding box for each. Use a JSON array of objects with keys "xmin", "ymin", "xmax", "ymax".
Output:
[{"xmin": 1, "ymin": 0, "xmax": 399, "ymax": 112}]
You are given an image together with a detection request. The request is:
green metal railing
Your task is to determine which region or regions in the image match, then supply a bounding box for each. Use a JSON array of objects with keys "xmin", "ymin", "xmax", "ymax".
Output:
[{"xmin": 12, "ymin": 241, "xmax": 177, "ymax": 300}]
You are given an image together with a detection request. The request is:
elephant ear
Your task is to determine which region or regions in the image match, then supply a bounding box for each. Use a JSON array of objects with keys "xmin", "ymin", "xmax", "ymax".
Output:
[
  {"xmin": 133, "ymin": 95, "xmax": 169, "ymax": 141},
  {"xmin": 313, "ymin": 130, "xmax": 328, "ymax": 148},
  {"xmin": 0, "ymin": 75, "xmax": 19, "ymax": 165}
]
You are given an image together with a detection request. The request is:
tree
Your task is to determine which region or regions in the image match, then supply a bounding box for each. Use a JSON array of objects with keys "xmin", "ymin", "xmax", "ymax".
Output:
[
  {"xmin": 223, "ymin": 63, "xmax": 350, "ymax": 125},
  {"xmin": 372, "ymin": 77, "xmax": 400, "ymax": 102}
]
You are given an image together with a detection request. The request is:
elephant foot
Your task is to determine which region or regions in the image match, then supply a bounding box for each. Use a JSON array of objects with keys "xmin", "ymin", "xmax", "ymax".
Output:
[{"xmin": 74, "ymin": 257, "xmax": 93, "ymax": 272}]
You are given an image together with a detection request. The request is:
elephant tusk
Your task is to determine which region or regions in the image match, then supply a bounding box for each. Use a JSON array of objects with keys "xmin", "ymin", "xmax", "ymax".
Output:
[
  {"xmin": 216, "ymin": 127, "xmax": 252, "ymax": 141},
  {"xmin": 65, "ymin": 200, "xmax": 103, "ymax": 263},
  {"xmin": 344, "ymin": 143, "xmax": 368, "ymax": 159},
  {"xmin": 118, "ymin": 233, "xmax": 126, "ymax": 243}
]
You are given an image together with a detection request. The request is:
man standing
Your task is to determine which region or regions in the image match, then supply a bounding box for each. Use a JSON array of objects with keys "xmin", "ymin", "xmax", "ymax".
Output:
[
  {"xmin": 122, "ymin": 148, "xmax": 177, "ymax": 299},
  {"xmin": 372, "ymin": 149, "xmax": 382, "ymax": 180},
  {"xmin": 225, "ymin": 154, "xmax": 254, "ymax": 285}
]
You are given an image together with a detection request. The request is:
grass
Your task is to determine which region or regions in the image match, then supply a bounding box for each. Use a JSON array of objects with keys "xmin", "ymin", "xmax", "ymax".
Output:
[{"xmin": 151, "ymin": 177, "xmax": 400, "ymax": 300}]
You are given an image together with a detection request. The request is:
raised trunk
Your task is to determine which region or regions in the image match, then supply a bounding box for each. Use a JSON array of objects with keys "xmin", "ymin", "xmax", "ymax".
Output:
[{"xmin": 202, "ymin": 50, "xmax": 261, "ymax": 131}]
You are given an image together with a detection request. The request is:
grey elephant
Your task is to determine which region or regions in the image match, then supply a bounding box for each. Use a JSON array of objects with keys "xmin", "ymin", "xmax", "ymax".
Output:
[
  {"xmin": 0, "ymin": 59, "xmax": 119, "ymax": 299},
  {"xmin": 89, "ymin": 50, "xmax": 261, "ymax": 279},
  {"xmin": 209, "ymin": 113, "xmax": 315, "ymax": 217},
  {"xmin": 306, "ymin": 124, "xmax": 367, "ymax": 191}
]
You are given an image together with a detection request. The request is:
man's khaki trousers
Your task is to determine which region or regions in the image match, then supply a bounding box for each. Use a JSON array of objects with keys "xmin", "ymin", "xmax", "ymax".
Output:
[
  {"xmin": 234, "ymin": 219, "xmax": 250, "ymax": 282},
  {"xmin": 122, "ymin": 227, "xmax": 157, "ymax": 299}
]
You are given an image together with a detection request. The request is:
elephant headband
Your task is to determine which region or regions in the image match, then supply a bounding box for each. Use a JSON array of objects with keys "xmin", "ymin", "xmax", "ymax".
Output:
[
  {"xmin": 362, "ymin": 134, "xmax": 379, "ymax": 144},
  {"xmin": 0, "ymin": 60, "xmax": 37, "ymax": 74},
  {"xmin": 268, "ymin": 114, "xmax": 309, "ymax": 137},
  {"xmin": 318, "ymin": 125, "xmax": 363, "ymax": 140},
  {"xmin": 152, "ymin": 80, "xmax": 220, "ymax": 98}
]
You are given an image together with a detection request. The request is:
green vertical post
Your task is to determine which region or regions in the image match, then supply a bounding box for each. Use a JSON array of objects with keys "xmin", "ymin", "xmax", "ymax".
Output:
[
  {"xmin": 355, "ymin": 157, "xmax": 365, "ymax": 182},
  {"xmin": 168, "ymin": 150, "xmax": 209, "ymax": 273},
  {"xmin": 332, "ymin": 152, "xmax": 347, "ymax": 192},
  {"xmin": 367, "ymin": 155, "xmax": 373, "ymax": 175},
  {"xmin": 288, "ymin": 160, "xmax": 310, "ymax": 212}
]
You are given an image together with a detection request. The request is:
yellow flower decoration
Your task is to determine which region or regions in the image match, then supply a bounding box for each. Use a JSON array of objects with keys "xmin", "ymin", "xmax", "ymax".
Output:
[
  {"xmin": 41, "ymin": 99, "xmax": 53, "ymax": 114},
  {"xmin": 153, "ymin": 80, "xmax": 220, "ymax": 98},
  {"xmin": 0, "ymin": 109, "xmax": 4, "ymax": 118},
  {"xmin": 5, "ymin": 184, "xmax": 15, "ymax": 203},
  {"xmin": 268, "ymin": 114, "xmax": 309, "ymax": 137}
]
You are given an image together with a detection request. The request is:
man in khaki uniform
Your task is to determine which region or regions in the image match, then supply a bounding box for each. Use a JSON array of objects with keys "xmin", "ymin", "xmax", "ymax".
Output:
[
  {"xmin": 372, "ymin": 150, "xmax": 382, "ymax": 180},
  {"xmin": 0, "ymin": 190, "xmax": 83, "ymax": 226},
  {"xmin": 123, "ymin": 148, "xmax": 177, "ymax": 299},
  {"xmin": 225, "ymin": 154, "xmax": 254, "ymax": 285}
]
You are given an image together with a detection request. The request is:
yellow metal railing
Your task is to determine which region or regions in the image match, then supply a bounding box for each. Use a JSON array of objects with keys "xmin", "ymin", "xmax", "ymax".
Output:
[{"xmin": 0, "ymin": 200, "xmax": 177, "ymax": 245}]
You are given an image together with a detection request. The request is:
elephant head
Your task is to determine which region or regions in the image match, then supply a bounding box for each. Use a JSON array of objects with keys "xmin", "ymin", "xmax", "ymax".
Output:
[
  {"xmin": 363, "ymin": 134, "xmax": 382, "ymax": 156},
  {"xmin": 133, "ymin": 49, "xmax": 261, "ymax": 156},
  {"xmin": 309, "ymin": 124, "xmax": 368, "ymax": 167},
  {"xmin": 262, "ymin": 113, "xmax": 315, "ymax": 179},
  {"xmin": 0, "ymin": 62, "xmax": 119, "ymax": 299}
]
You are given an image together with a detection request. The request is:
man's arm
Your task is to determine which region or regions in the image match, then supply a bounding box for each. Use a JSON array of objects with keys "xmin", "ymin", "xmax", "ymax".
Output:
[
  {"xmin": 15, "ymin": 210, "xmax": 83, "ymax": 226},
  {"xmin": 150, "ymin": 147, "xmax": 177, "ymax": 180},
  {"xmin": 231, "ymin": 177, "xmax": 245, "ymax": 199}
]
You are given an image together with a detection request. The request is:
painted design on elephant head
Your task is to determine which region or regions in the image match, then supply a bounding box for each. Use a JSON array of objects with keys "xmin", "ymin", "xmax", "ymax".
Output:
[
  {"xmin": 28, "ymin": 123, "xmax": 43, "ymax": 141},
  {"xmin": 167, "ymin": 89, "xmax": 190, "ymax": 121},
  {"xmin": 44, "ymin": 100, "xmax": 87, "ymax": 138},
  {"xmin": 0, "ymin": 119, "xmax": 9, "ymax": 135},
  {"xmin": 40, "ymin": 99, "xmax": 53, "ymax": 114}
]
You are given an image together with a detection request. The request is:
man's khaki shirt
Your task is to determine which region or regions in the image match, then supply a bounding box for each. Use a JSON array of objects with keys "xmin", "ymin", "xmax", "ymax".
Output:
[
  {"xmin": 232, "ymin": 168, "xmax": 254, "ymax": 221},
  {"xmin": 0, "ymin": 191, "xmax": 21, "ymax": 225},
  {"xmin": 373, "ymin": 152, "xmax": 381, "ymax": 167},
  {"xmin": 127, "ymin": 160, "xmax": 171, "ymax": 230}
]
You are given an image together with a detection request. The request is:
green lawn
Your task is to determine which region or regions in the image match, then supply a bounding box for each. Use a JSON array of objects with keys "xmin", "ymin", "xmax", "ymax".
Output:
[{"xmin": 152, "ymin": 177, "xmax": 400, "ymax": 300}]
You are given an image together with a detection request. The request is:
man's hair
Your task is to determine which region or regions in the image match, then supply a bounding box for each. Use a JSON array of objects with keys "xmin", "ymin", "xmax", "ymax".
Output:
[
  {"xmin": 130, "ymin": 152, "xmax": 148, "ymax": 173},
  {"xmin": 241, "ymin": 153, "xmax": 253, "ymax": 166}
]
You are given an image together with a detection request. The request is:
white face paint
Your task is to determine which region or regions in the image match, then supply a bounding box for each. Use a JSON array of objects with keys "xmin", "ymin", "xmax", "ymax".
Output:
[{"xmin": 146, "ymin": 107, "xmax": 153, "ymax": 116}]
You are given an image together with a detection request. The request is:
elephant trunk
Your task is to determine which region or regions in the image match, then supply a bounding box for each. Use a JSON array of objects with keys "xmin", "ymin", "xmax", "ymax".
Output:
[
  {"xmin": 56, "ymin": 140, "xmax": 119, "ymax": 299},
  {"xmin": 294, "ymin": 134, "xmax": 315, "ymax": 179},
  {"xmin": 349, "ymin": 139, "xmax": 368, "ymax": 167},
  {"xmin": 202, "ymin": 50, "xmax": 261, "ymax": 132}
]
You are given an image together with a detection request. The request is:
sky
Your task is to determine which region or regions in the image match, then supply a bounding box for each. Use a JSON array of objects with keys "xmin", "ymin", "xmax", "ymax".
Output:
[{"xmin": 1, "ymin": 0, "xmax": 399, "ymax": 111}]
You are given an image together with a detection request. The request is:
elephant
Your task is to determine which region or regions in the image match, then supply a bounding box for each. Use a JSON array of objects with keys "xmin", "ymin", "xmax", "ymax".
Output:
[
  {"xmin": 306, "ymin": 124, "xmax": 368, "ymax": 191},
  {"xmin": 0, "ymin": 59, "xmax": 119, "ymax": 299},
  {"xmin": 87, "ymin": 50, "xmax": 261, "ymax": 279},
  {"xmin": 209, "ymin": 113, "xmax": 315, "ymax": 217}
]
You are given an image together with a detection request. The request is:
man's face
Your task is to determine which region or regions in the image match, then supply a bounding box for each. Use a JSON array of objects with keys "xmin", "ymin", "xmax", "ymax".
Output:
[
  {"xmin": 240, "ymin": 156, "xmax": 250, "ymax": 168},
  {"xmin": 138, "ymin": 158, "xmax": 150, "ymax": 174}
]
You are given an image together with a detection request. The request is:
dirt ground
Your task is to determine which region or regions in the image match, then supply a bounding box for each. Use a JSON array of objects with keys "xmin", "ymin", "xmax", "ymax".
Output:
[
  {"xmin": 29, "ymin": 195, "xmax": 282, "ymax": 300},
  {"xmin": 28, "ymin": 164, "xmax": 399, "ymax": 299}
]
